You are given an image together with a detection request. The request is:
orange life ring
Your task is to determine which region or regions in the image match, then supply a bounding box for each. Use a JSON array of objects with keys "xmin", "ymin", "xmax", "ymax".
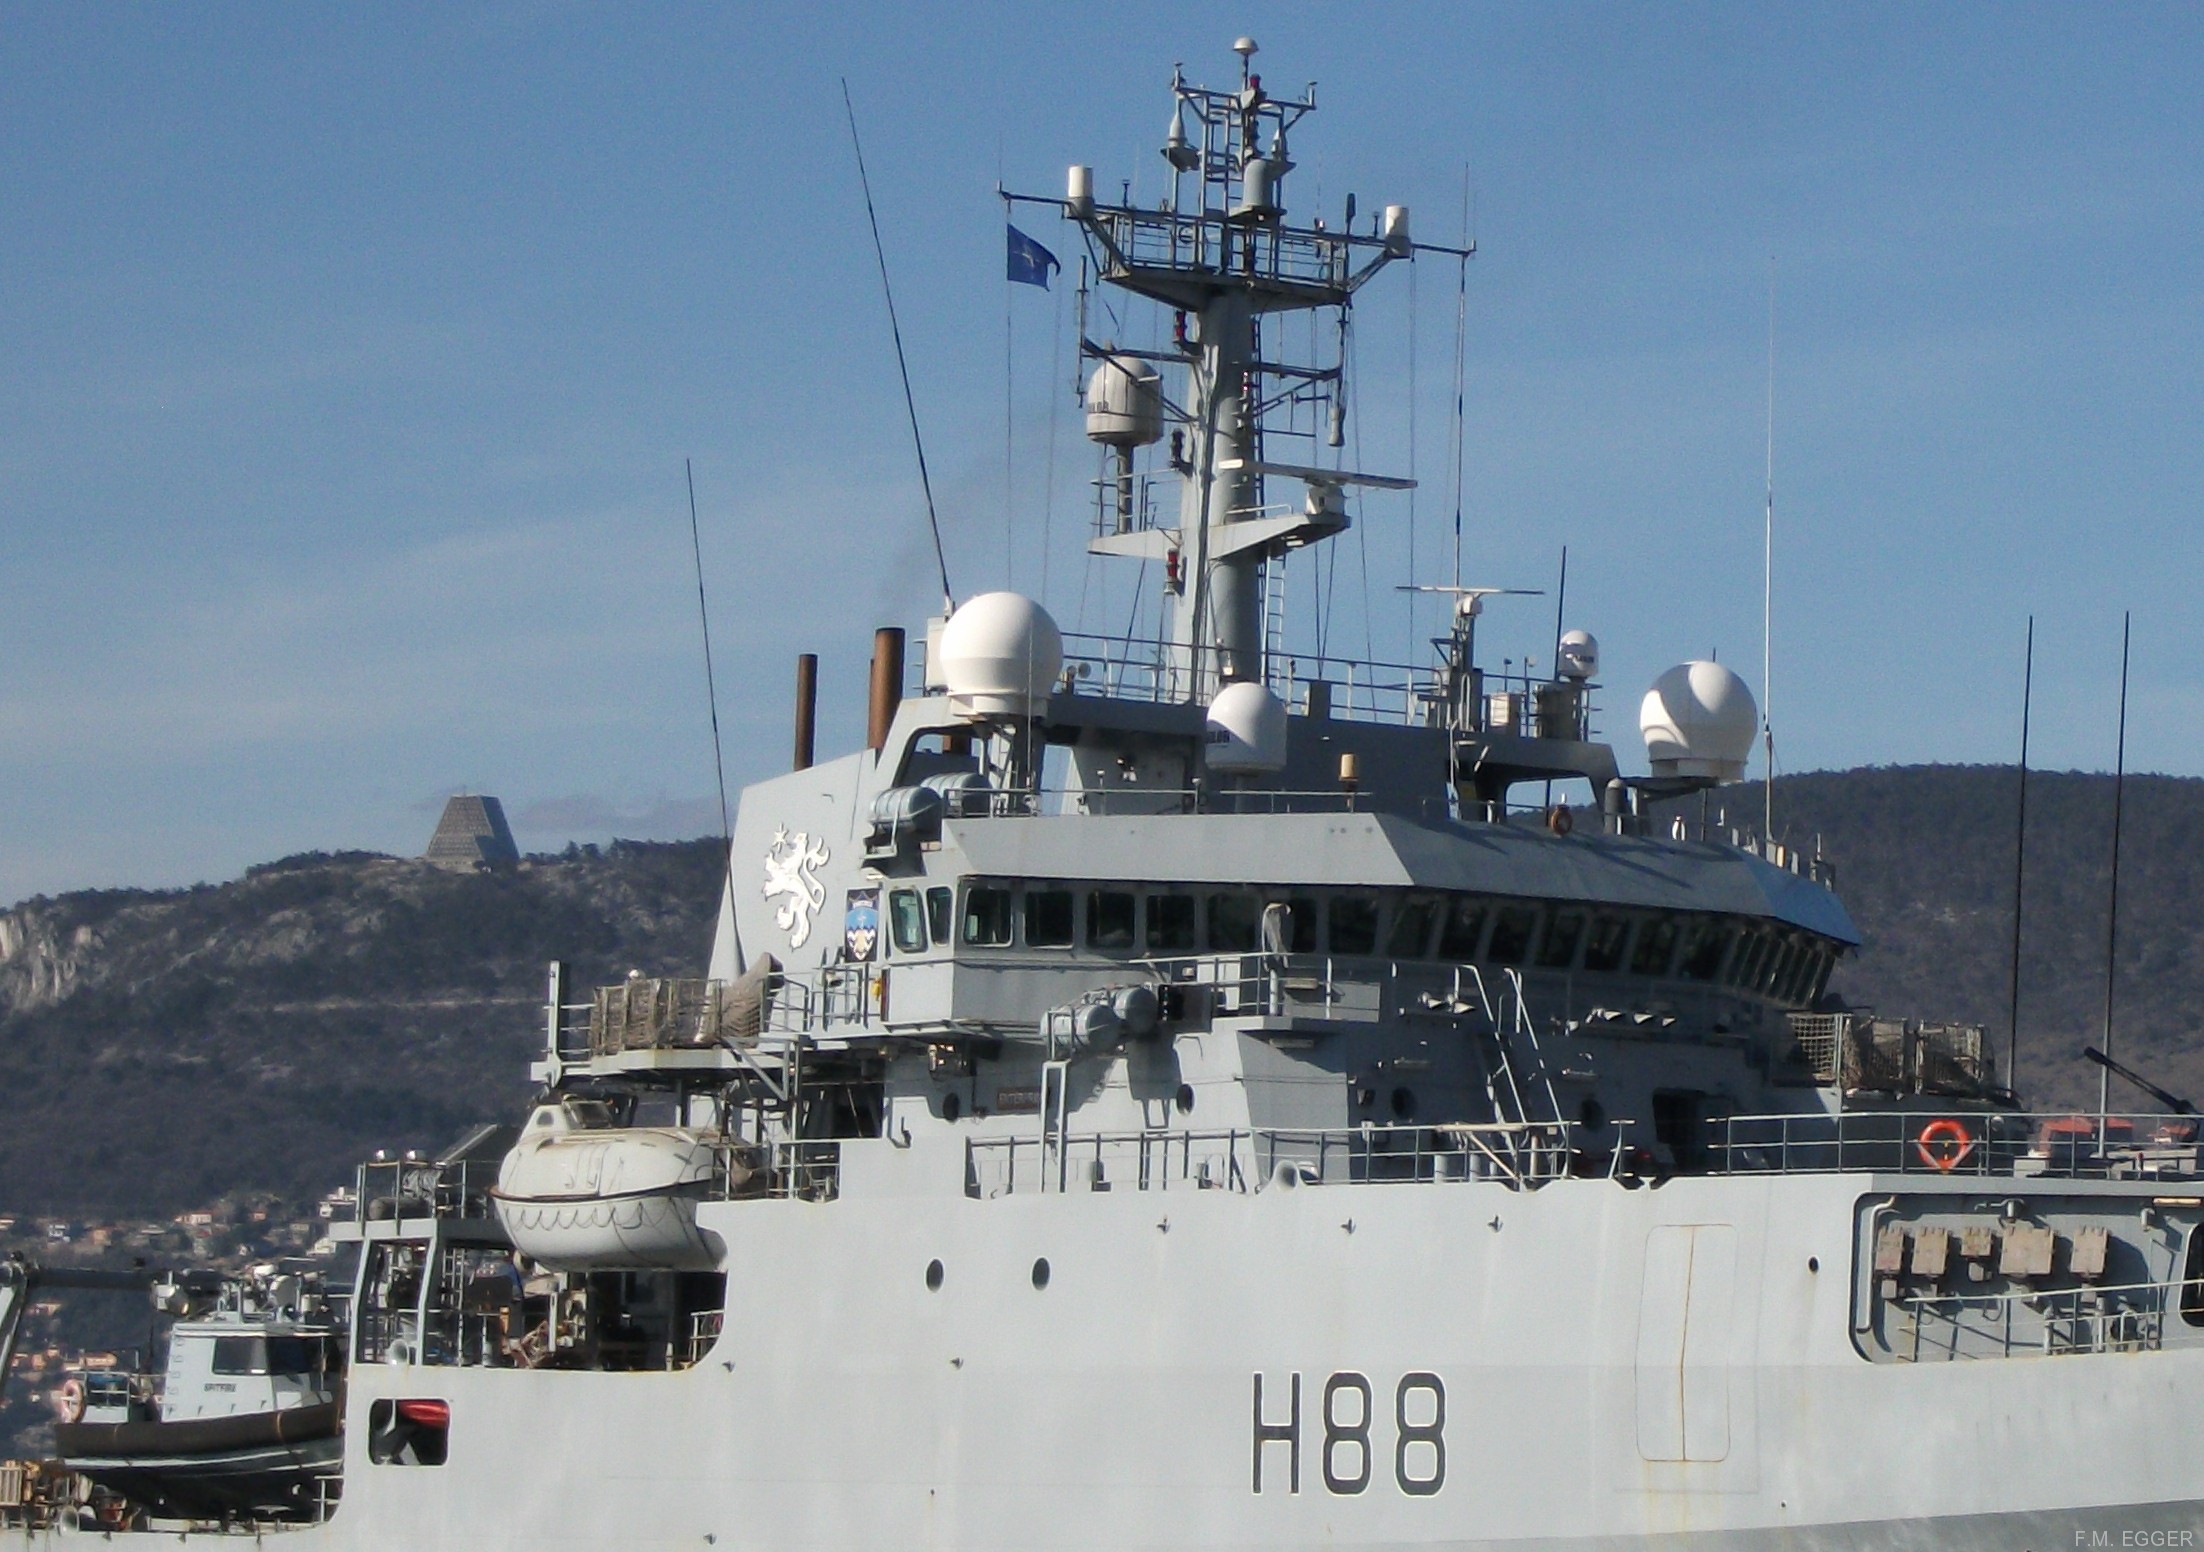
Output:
[
  {"xmin": 1916, "ymin": 1117, "xmax": 1975, "ymax": 1172},
  {"xmin": 1546, "ymin": 804, "xmax": 1574, "ymax": 836}
]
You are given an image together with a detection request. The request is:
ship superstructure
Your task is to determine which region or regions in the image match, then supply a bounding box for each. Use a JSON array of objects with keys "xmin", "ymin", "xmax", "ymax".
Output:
[{"xmin": 13, "ymin": 39, "xmax": 2204, "ymax": 1550}]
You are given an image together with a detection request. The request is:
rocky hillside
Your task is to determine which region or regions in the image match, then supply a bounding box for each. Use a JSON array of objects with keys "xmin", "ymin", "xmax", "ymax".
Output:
[
  {"xmin": 0, "ymin": 842, "xmax": 725, "ymax": 1218},
  {"xmin": 1712, "ymin": 766, "xmax": 2204, "ymax": 1110}
]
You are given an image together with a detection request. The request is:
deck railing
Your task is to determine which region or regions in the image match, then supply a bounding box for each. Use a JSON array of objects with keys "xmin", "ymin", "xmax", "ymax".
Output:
[
  {"xmin": 967, "ymin": 1119, "xmax": 1620, "ymax": 1198},
  {"xmin": 352, "ymin": 1158, "xmax": 500, "ymax": 1224},
  {"xmin": 1711, "ymin": 1110, "xmax": 2203, "ymax": 1180},
  {"xmin": 1895, "ymin": 1275, "xmax": 2191, "ymax": 1361}
]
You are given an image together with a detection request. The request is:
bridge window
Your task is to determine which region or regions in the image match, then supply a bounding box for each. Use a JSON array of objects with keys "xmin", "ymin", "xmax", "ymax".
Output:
[
  {"xmin": 1436, "ymin": 897, "xmax": 1487, "ymax": 961},
  {"xmin": 888, "ymin": 890, "xmax": 926, "ymax": 954},
  {"xmin": 1797, "ymin": 945, "xmax": 1828, "ymax": 1003},
  {"xmin": 1630, "ymin": 916, "xmax": 1679, "ymax": 976},
  {"xmin": 1088, "ymin": 890, "xmax": 1137, "ymax": 950},
  {"xmin": 1807, "ymin": 948, "xmax": 1837, "ymax": 1003},
  {"xmin": 1726, "ymin": 929, "xmax": 1767, "ymax": 990},
  {"xmin": 1764, "ymin": 937, "xmax": 1800, "ymax": 998},
  {"xmin": 961, "ymin": 885, "xmax": 1014, "ymax": 947},
  {"xmin": 1583, "ymin": 914, "xmax": 1630, "ymax": 973},
  {"xmin": 925, "ymin": 887, "xmax": 953, "ymax": 946},
  {"xmin": 1024, "ymin": 889, "xmax": 1074, "ymax": 948},
  {"xmin": 1537, "ymin": 910, "xmax": 1585, "ymax": 969},
  {"xmin": 1678, "ymin": 920, "xmax": 1732, "ymax": 981},
  {"xmin": 1329, "ymin": 896, "xmax": 1381, "ymax": 956},
  {"xmin": 1147, "ymin": 893, "xmax": 1197, "ymax": 953},
  {"xmin": 1209, "ymin": 893, "xmax": 1259, "ymax": 952},
  {"xmin": 1387, "ymin": 896, "xmax": 1438, "ymax": 959},
  {"xmin": 1488, "ymin": 905, "xmax": 1540, "ymax": 965}
]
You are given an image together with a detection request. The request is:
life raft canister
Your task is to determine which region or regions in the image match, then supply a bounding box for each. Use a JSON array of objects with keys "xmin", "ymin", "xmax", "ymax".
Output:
[{"xmin": 1916, "ymin": 1117, "xmax": 1975, "ymax": 1172}]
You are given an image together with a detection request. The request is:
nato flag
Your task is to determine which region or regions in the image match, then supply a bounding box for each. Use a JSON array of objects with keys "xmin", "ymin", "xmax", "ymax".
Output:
[{"xmin": 1007, "ymin": 225, "xmax": 1061, "ymax": 289}]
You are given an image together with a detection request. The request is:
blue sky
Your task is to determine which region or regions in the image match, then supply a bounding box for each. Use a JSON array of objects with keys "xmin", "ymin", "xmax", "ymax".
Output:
[{"xmin": 3, "ymin": 4, "xmax": 2200, "ymax": 904}]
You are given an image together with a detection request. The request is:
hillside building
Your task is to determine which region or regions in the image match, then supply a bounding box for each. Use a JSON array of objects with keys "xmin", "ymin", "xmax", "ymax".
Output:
[{"xmin": 424, "ymin": 794, "xmax": 520, "ymax": 871}]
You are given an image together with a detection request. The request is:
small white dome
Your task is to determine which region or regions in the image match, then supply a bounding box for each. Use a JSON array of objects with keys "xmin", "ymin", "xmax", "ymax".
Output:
[
  {"xmin": 1557, "ymin": 629, "xmax": 1599, "ymax": 681},
  {"xmin": 1204, "ymin": 682, "xmax": 1288, "ymax": 774},
  {"xmin": 1639, "ymin": 661, "xmax": 1757, "ymax": 782},
  {"xmin": 1085, "ymin": 356, "xmax": 1164, "ymax": 448},
  {"xmin": 938, "ymin": 593, "xmax": 1063, "ymax": 719}
]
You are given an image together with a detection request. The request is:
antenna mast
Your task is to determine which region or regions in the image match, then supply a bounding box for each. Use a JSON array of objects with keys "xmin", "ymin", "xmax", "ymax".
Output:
[
  {"xmin": 2099, "ymin": 610, "xmax": 2132, "ymax": 1132},
  {"xmin": 841, "ymin": 79, "xmax": 954, "ymax": 614},
  {"xmin": 684, "ymin": 460, "xmax": 736, "ymax": 914},
  {"xmin": 1762, "ymin": 258, "xmax": 1775, "ymax": 847},
  {"xmin": 1005, "ymin": 39, "xmax": 1468, "ymax": 701},
  {"xmin": 2005, "ymin": 615, "xmax": 2033, "ymax": 1098}
]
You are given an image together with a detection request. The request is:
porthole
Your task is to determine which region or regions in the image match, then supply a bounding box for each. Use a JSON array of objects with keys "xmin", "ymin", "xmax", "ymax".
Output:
[
  {"xmin": 1175, "ymin": 1083, "xmax": 1196, "ymax": 1115},
  {"xmin": 1390, "ymin": 1087, "xmax": 1417, "ymax": 1120},
  {"xmin": 942, "ymin": 1093, "xmax": 962, "ymax": 1122},
  {"xmin": 1031, "ymin": 1257, "xmax": 1051, "ymax": 1290},
  {"xmin": 925, "ymin": 1259, "xmax": 944, "ymax": 1291},
  {"xmin": 1807, "ymin": 1256, "xmax": 1820, "ymax": 1274}
]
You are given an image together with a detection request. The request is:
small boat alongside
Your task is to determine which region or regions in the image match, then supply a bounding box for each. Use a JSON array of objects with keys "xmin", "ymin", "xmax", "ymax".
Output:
[{"xmin": 50, "ymin": 1268, "xmax": 344, "ymax": 1525}]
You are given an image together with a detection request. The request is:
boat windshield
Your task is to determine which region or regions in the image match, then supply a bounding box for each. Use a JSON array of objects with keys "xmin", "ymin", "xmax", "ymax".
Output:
[{"xmin": 211, "ymin": 1334, "xmax": 336, "ymax": 1378}]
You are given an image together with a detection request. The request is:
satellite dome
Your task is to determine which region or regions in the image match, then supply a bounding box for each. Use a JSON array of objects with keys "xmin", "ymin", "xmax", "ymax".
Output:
[
  {"xmin": 1557, "ymin": 629, "xmax": 1599, "ymax": 682},
  {"xmin": 1639, "ymin": 661, "xmax": 1757, "ymax": 782},
  {"xmin": 938, "ymin": 593, "xmax": 1064, "ymax": 719},
  {"xmin": 1204, "ymin": 682, "xmax": 1288, "ymax": 774},
  {"xmin": 1085, "ymin": 355, "xmax": 1164, "ymax": 448}
]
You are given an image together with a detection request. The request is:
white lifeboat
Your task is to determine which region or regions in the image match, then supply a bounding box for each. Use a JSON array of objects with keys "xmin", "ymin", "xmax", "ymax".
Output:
[{"xmin": 491, "ymin": 1097, "xmax": 729, "ymax": 1272}]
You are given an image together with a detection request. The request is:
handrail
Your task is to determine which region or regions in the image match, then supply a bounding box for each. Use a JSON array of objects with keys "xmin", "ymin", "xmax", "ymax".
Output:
[
  {"xmin": 965, "ymin": 1119, "xmax": 1627, "ymax": 1198},
  {"xmin": 1712, "ymin": 1109, "xmax": 2203, "ymax": 1180},
  {"xmin": 1896, "ymin": 1274, "xmax": 2186, "ymax": 1361}
]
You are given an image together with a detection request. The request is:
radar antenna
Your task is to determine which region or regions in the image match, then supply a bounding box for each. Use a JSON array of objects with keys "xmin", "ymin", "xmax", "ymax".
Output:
[{"xmin": 1006, "ymin": 41, "xmax": 1470, "ymax": 701}]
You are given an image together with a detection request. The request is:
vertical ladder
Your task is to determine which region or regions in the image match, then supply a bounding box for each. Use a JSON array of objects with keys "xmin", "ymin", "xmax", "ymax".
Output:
[{"xmin": 1261, "ymin": 552, "xmax": 1287, "ymax": 689}]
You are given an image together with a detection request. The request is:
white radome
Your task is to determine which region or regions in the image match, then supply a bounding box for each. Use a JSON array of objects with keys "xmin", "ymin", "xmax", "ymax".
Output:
[
  {"xmin": 1084, "ymin": 355, "xmax": 1164, "ymax": 448},
  {"xmin": 938, "ymin": 592, "xmax": 1064, "ymax": 719},
  {"xmin": 1557, "ymin": 629, "xmax": 1599, "ymax": 681},
  {"xmin": 1204, "ymin": 681, "xmax": 1288, "ymax": 774},
  {"xmin": 1639, "ymin": 660, "xmax": 1757, "ymax": 782}
]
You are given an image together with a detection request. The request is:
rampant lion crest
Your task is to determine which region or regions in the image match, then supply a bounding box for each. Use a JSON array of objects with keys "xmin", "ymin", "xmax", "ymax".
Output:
[{"xmin": 761, "ymin": 826, "xmax": 830, "ymax": 948}]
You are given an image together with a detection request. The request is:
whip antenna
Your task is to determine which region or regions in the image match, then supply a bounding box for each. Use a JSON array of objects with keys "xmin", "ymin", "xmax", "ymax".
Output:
[
  {"xmin": 2099, "ymin": 610, "xmax": 2133, "ymax": 1133},
  {"xmin": 1762, "ymin": 256, "xmax": 1776, "ymax": 846},
  {"xmin": 2006, "ymin": 615, "xmax": 2033, "ymax": 1097},
  {"xmin": 842, "ymin": 78, "xmax": 955, "ymax": 614},
  {"xmin": 686, "ymin": 459, "xmax": 733, "ymax": 855}
]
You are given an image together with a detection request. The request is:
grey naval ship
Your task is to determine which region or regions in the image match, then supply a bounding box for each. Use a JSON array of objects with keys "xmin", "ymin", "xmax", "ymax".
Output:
[{"xmin": 9, "ymin": 37, "xmax": 2204, "ymax": 1552}]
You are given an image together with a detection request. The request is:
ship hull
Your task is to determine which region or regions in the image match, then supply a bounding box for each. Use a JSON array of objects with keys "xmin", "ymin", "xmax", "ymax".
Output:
[{"xmin": 88, "ymin": 1163, "xmax": 2201, "ymax": 1547}]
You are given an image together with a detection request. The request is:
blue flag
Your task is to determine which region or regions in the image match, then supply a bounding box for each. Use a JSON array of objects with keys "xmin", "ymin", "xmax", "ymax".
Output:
[{"xmin": 1006, "ymin": 224, "xmax": 1060, "ymax": 289}]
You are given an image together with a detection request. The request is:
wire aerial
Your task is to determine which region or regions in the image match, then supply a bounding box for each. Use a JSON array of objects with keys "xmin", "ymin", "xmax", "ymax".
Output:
[
  {"xmin": 684, "ymin": 458, "xmax": 733, "ymax": 860},
  {"xmin": 841, "ymin": 78, "xmax": 954, "ymax": 614},
  {"xmin": 2006, "ymin": 615, "xmax": 2034, "ymax": 1096},
  {"xmin": 1762, "ymin": 256, "xmax": 1777, "ymax": 846}
]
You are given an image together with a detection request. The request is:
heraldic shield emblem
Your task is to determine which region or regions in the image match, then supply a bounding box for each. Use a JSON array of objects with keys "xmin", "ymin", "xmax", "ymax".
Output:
[{"xmin": 843, "ymin": 887, "xmax": 880, "ymax": 962}]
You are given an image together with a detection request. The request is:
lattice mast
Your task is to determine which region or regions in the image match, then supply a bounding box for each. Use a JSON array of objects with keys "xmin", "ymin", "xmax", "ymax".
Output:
[{"xmin": 1012, "ymin": 38, "xmax": 1464, "ymax": 702}]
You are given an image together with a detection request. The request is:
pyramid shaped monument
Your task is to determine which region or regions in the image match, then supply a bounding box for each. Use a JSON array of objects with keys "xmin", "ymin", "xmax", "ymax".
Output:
[{"xmin": 423, "ymin": 794, "xmax": 520, "ymax": 871}]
